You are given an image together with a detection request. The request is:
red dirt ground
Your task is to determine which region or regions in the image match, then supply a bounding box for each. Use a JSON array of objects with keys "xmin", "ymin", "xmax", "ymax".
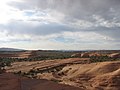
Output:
[{"xmin": 0, "ymin": 73, "xmax": 83, "ymax": 90}]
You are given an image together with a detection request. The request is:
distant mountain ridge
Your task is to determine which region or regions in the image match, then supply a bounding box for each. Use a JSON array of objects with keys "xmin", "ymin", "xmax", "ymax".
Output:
[{"xmin": 0, "ymin": 48, "xmax": 25, "ymax": 51}]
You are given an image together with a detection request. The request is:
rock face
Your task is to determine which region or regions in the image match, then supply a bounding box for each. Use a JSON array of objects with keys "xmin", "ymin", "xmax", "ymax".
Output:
[
  {"xmin": 108, "ymin": 53, "xmax": 120, "ymax": 58},
  {"xmin": 71, "ymin": 53, "xmax": 81, "ymax": 57},
  {"xmin": 0, "ymin": 73, "xmax": 82, "ymax": 90},
  {"xmin": 89, "ymin": 53, "xmax": 101, "ymax": 57},
  {"xmin": 71, "ymin": 52, "xmax": 102, "ymax": 58},
  {"xmin": 81, "ymin": 53, "xmax": 89, "ymax": 58},
  {"xmin": 6, "ymin": 58, "xmax": 90, "ymax": 73},
  {"xmin": 53, "ymin": 61, "xmax": 120, "ymax": 90}
]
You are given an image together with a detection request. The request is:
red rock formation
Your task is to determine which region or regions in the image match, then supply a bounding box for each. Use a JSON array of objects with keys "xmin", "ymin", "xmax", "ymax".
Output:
[{"xmin": 108, "ymin": 53, "xmax": 120, "ymax": 58}]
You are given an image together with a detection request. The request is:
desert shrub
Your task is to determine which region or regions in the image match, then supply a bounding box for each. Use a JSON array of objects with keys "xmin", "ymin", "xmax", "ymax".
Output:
[
  {"xmin": 90, "ymin": 56, "xmax": 120, "ymax": 63},
  {"xmin": 50, "ymin": 79, "xmax": 61, "ymax": 83}
]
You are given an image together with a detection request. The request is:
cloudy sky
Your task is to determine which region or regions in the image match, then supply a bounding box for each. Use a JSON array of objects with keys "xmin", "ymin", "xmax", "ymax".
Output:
[{"xmin": 0, "ymin": 0, "xmax": 120, "ymax": 50}]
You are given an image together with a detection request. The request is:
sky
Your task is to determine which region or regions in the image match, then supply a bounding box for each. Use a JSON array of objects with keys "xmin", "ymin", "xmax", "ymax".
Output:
[{"xmin": 0, "ymin": 0, "xmax": 120, "ymax": 50}]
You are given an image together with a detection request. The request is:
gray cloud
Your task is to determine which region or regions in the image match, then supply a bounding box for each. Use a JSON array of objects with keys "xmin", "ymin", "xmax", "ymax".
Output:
[
  {"xmin": 0, "ymin": 0, "xmax": 119, "ymax": 49},
  {"xmin": 6, "ymin": 0, "xmax": 120, "ymax": 38},
  {"xmin": 0, "ymin": 21, "xmax": 74, "ymax": 36},
  {"xmin": 94, "ymin": 27, "xmax": 120, "ymax": 40},
  {"xmin": 9, "ymin": 0, "xmax": 120, "ymax": 19}
]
